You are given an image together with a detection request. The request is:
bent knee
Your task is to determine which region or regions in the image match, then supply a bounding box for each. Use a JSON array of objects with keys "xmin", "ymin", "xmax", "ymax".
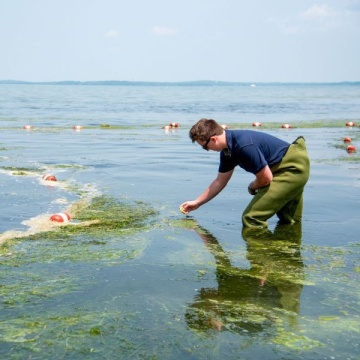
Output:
[{"xmin": 242, "ymin": 212, "xmax": 268, "ymax": 229}]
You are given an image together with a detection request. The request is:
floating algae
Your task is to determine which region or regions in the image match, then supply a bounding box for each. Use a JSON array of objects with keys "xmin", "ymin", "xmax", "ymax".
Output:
[
  {"xmin": 1, "ymin": 194, "xmax": 158, "ymax": 261},
  {"xmin": 0, "ymin": 310, "xmax": 116, "ymax": 347},
  {"xmin": 50, "ymin": 163, "xmax": 87, "ymax": 170},
  {"xmin": 167, "ymin": 217, "xmax": 204, "ymax": 231},
  {"xmin": 0, "ymin": 164, "xmax": 87, "ymax": 189},
  {"xmin": 0, "ymin": 304, "xmax": 148, "ymax": 358},
  {"xmin": 1, "ymin": 208, "xmax": 359, "ymax": 359},
  {"xmin": 273, "ymin": 332, "xmax": 323, "ymax": 350},
  {"xmin": 0, "ymin": 193, "xmax": 160, "ymax": 357},
  {"xmin": 229, "ymin": 120, "xmax": 357, "ymax": 129},
  {"xmin": 0, "ymin": 166, "xmax": 43, "ymax": 177},
  {"xmin": 180, "ymin": 221, "xmax": 360, "ymax": 357},
  {"xmin": 99, "ymin": 124, "xmax": 134, "ymax": 130},
  {"xmin": 0, "ymin": 196, "xmax": 157, "ymax": 316},
  {"xmin": 0, "ymin": 135, "xmax": 359, "ymax": 358},
  {"xmin": 183, "ymin": 223, "xmax": 309, "ymax": 341},
  {"xmin": 0, "ymin": 268, "xmax": 80, "ymax": 307},
  {"xmin": 0, "ymin": 155, "xmax": 155, "ymax": 248},
  {"xmin": 70, "ymin": 196, "xmax": 157, "ymax": 233}
]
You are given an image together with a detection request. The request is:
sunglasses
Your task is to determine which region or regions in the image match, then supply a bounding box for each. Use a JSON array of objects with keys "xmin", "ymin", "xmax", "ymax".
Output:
[{"xmin": 202, "ymin": 134, "xmax": 216, "ymax": 151}]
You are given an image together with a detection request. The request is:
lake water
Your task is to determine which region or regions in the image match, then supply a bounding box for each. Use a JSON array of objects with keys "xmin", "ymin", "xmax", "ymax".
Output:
[{"xmin": 0, "ymin": 83, "xmax": 359, "ymax": 359}]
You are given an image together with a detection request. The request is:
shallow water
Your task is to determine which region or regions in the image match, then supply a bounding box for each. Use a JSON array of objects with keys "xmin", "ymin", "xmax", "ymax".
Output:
[{"xmin": 0, "ymin": 84, "xmax": 359, "ymax": 359}]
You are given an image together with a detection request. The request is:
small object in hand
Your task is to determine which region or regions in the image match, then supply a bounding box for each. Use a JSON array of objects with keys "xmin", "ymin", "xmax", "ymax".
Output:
[{"xmin": 179, "ymin": 206, "xmax": 188, "ymax": 214}]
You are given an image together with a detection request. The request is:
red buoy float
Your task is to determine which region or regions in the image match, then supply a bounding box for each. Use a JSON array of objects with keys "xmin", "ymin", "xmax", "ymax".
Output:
[
  {"xmin": 343, "ymin": 137, "xmax": 351, "ymax": 143},
  {"xmin": 347, "ymin": 145, "xmax": 356, "ymax": 153},
  {"xmin": 281, "ymin": 124, "xmax": 292, "ymax": 129},
  {"xmin": 169, "ymin": 122, "xmax": 179, "ymax": 128},
  {"xmin": 50, "ymin": 213, "xmax": 70, "ymax": 222},
  {"xmin": 346, "ymin": 121, "xmax": 355, "ymax": 127},
  {"xmin": 252, "ymin": 122, "xmax": 262, "ymax": 127},
  {"xmin": 42, "ymin": 174, "xmax": 57, "ymax": 181},
  {"xmin": 23, "ymin": 125, "xmax": 33, "ymax": 130}
]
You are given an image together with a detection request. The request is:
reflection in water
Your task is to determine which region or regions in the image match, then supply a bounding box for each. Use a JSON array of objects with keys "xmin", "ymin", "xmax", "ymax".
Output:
[{"xmin": 185, "ymin": 223, "xmax": 304, "ymax": 336}]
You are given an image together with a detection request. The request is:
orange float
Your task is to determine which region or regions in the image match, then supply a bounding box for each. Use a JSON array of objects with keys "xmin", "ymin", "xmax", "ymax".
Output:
[
  {"xmin": 252, "ymin": 122, "xmax": 262, "ymax": 127},
  {"xmin": 281, "ymin": 124, "xmax": 292, "ymax": 129},
  {"xmin": 42, "ymin": 174, "xmax": 57, "ymax": 181},
  {"xmin": 169, "ymin": 122, "xmax": 179, "ymax": 128},
  {"xmin": 347, "ymin": 145, "xmax": 356, "ymax": 153},
  {"xmin": 50, "ymin": 212, "xmax": 70, "ymax": 222},
  {"xmin": 343, "ymin": 137, "xmax": 351, "ymax": 143},
  {"xmin": 346, "ymin": 121, "xmax": 355, "ymax": 127}
]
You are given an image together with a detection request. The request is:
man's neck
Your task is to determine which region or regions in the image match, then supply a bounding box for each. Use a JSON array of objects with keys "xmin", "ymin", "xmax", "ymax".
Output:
[{"xmin": 220, "ymin": 131, "xmax": 228, "ymax": 150}]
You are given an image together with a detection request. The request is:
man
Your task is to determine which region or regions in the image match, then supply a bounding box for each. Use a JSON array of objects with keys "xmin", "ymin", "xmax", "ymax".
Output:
[{"xmin": 180, "ymin": 118, "xmax": 310, "ymax": 228}]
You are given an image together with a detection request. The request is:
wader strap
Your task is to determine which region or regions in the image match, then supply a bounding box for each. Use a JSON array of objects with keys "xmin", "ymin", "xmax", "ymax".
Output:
[{"xmin": 292, "ymin": 136, "xmax": 305, "ymax": 144}]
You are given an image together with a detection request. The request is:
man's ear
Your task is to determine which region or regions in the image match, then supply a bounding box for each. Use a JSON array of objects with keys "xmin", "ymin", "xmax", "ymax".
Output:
[{"xmin": 212, "ymin": 135, "xmax": 220, "ymax": 145}]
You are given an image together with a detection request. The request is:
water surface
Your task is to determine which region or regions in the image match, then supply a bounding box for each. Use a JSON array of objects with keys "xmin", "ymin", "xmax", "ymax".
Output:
[{"xmin": 0, "ymin": 84, "xmax": 359, "ymax": 359}]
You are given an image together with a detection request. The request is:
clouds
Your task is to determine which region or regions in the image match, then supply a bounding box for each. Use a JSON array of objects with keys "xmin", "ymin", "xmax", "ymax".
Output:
[
  {"xmin": 268, "ymin": 3, "xmax": 343, "ymax": 34},
  {"xmin": 151, "ymin": 26, "xmax": 179, "ymax": 36},
  {"xmin": 104, "ymin": 25, "xmax": 179, "ymax": 41},
  {"xmin": 267, "ymin": 2, "xmax": 360, "ymax": 35},
  {"xmin": 105, "ymin": 30, "xmax": 119, "ymax": 38},
  {"xmin": 299, "ymin": 4, "xmax": 334, "ymax": 20}
]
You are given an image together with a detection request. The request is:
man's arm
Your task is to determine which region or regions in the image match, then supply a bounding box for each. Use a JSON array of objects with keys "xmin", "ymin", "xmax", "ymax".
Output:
[
  {"xmin": 180, "ymin": 169, "xmax": 234, "ymax": 213},
  {"xmin": 248, "ymin": 165, "xmax": 273, "ymax": 195}
]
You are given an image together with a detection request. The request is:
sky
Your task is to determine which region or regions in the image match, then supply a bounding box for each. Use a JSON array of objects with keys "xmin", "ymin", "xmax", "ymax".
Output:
[{"xmin": 1, "ymin": 0, "xmax": 359, "ymax": 83}]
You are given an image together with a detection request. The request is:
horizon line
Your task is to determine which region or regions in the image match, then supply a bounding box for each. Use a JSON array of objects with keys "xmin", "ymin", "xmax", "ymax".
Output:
[{"xmin": 1, "ymin": 79, "xmax": 359, "ymax": 86}]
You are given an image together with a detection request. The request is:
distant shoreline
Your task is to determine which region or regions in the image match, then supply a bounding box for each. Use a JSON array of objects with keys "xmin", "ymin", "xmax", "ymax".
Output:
[{"xmin": 1, "ymin": 80, "xmax": 359, "ymax": 86}]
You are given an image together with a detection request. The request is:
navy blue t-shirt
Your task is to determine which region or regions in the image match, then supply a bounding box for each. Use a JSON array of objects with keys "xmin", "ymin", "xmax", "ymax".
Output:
[{"xmin": 219, "ymin": 130, "xmax": 290, "ymax": 174}]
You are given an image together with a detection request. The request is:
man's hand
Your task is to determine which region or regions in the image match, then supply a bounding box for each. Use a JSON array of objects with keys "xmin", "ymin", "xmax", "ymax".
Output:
[
  {"xmin": 179, "ymin": 201, "xmax": 200, "ymax": 214},
  {"xmin": 248, "ymin": 166, "xmax": 273, "ymax": 195},
  {"xmin": 248, "ymin": 184, "xmax": 257, "ymax": 196}
]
